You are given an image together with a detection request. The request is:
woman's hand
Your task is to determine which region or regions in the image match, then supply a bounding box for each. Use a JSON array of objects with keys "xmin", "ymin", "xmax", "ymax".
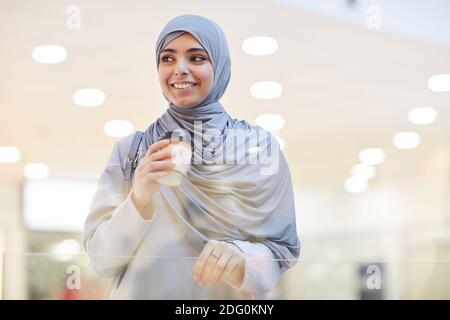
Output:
[
  {"xmin": 131, "ymin": 139, "xmax": 175, "ymax": 215},
  {"xmin": 192, "ymin": 239, "xmax": 245, "ymax": 288}
]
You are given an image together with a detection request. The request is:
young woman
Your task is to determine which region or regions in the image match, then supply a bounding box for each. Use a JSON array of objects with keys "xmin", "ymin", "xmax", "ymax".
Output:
[{"xmin": 83, "ymin": 14, "xmax": 300, "ymax": 299}]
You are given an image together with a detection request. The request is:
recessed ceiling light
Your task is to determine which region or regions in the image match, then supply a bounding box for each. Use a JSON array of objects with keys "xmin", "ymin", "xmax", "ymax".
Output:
[
  {"xmin": 24, "ymin": 163, "xmax": 49, "ymax": 180},
  {"xmin": 0, "ymin": 146, "xmax": 21, "ymax": 163},
  {"xmin": 351, "ymin": 163, "xmax": 376, "ymax": 180},
  {"xmin": 32, "ymin": 45, "xmax": 67, "ymax": 64},
  {"xmin": 250, "ymin": 81, "xmax": 282, "ymax": 99},
  {"xmin": 393, "ymin": 132, "xmax": 420, "ymax": 150},
  {"xmin": 359, "ymin": 148, "xmax": 385, "ymax": 165},
  {"xmin": 345, "ymin": 176, "xmax": 368, "ymax": 193},
  {"xmin": 255, "ymin": 114, "xmax": 285, "ymax": 131},
  {"xmin": 73, "ymin": 89, "xmax": 105, "ymax": 107},
  {"xmin": 408, "ymin": 107, "xmax": 437, "ymax": 125},
  {"xmin": 242, "ymin": 36, "xmax": 278, "ymax": 56},
  {"xmin": 104, "ymin": 120, "xmax": 133, "ymax": 137},
  {"xmin": 428, "ymin": 74, "xmax": 450, "ymax": 92}
]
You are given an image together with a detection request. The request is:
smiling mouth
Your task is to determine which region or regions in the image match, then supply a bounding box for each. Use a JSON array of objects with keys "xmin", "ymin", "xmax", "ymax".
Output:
[{"xmin": 171, "ymin": 83, "xmax": 197, "ymax": 90}]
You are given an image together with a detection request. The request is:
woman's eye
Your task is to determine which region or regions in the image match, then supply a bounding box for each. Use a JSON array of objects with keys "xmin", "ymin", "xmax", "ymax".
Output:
[
  {"xmin": 192, "ymin": 56, "xmax": 206, "ymax": 62},
  {"xmin": 161, "ymin": 56, "xmax": 172, "ymax": 63},
  {"xmin": 160, "ymin": 55, "xmax": 206, "ymax": 63}
]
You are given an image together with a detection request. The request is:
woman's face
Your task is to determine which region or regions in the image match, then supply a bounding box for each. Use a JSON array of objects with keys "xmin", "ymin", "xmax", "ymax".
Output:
[{"xmin": 158, "ymin": 33, "xmax": 214, "ymax": 108}]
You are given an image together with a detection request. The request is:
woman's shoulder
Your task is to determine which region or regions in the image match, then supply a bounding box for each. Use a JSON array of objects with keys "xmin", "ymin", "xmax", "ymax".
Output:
[
  {"xmin": 232, "ymin": 119, "xmax": 275, "ymax": 140},
  {"xmin": 233, "ymin": 118, "xmax": 271, "ymax": 133},
  {"xmin": 105, "ymin": 132, "xmax": 140, "ymax": 169},
  {"xmin": 115, "ymin": 132, "xmax": 138, "ymax": 153}
]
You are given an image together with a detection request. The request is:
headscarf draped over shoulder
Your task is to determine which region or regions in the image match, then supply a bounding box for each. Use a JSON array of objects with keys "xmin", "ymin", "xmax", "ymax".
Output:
[{"xmin": 145, "ymin": 15, "xmax": 300, "ymax": 270}]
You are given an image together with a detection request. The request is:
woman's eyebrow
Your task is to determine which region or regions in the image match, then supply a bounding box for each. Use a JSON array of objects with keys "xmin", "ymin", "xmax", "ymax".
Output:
[{"xmin": 161, "ymin": 48, "xmax": 207, "ymax": 54}]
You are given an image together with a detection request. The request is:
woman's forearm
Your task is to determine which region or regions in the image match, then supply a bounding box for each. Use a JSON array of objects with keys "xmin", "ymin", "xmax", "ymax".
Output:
[{"xmin": 131, "ymin": 190, "xmax": 157, "ymax": 220}]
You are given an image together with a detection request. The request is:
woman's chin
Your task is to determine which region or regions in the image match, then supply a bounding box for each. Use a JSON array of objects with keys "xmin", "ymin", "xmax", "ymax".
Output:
[{"xmin": 172, "ymin": 99, "xmax": 198, "ymax": 108}]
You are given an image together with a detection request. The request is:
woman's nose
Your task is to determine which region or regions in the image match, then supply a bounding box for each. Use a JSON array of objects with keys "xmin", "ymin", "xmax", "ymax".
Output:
[{"xmin": 174, "ymin": 59, "xmax": 189, "ymax": 76}]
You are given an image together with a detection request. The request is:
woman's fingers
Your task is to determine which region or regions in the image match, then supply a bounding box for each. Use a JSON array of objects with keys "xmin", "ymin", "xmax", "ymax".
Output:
[
  {"xmin": 218, "ymin": 256, "xmax": 241, "ymax": 284},
  {"xmin": 192, "ymin": 240, "xmax": 217, "ymax": 283},
  {"xmin": 199, "ymin": 254, "xmax": 220, "ymax": 287},
  {"xmin": 149, "ymin": 146, "xmax": 173, "ymax": 162},
  {"xmin": 192, "ymin": 240, "xmax": 246, "ymax": 288},
  {"xmin": 205, "ymin": 252, "xmax": 232, "ymax": 287},
  {"xmin": 146, "ymin": 139, "xmax": 171, "ymax": 158},
  {"xmin": 146, "ymin": 171, "xmax": 170, "ymax": 180},
  {"xmin": 141, "ymin": 160, "xmax": 175, "ymax": 174}
]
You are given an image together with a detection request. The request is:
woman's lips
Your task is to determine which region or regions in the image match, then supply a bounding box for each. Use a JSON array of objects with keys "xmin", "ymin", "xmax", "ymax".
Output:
[{"xmin": 171, "ymin": 84, "xmax": 197, "ymax": 91}]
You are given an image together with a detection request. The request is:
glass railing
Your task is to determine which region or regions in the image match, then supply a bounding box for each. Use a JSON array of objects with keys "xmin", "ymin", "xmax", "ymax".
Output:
[{"xmin": 2, "ymin": 253, "xmax": 450, "ymax": 299}]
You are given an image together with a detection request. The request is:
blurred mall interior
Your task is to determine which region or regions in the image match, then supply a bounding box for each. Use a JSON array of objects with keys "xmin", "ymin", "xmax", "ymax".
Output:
[{"xmin": 1, "ymin": 0, "xmax": 450, "ymax": 299}]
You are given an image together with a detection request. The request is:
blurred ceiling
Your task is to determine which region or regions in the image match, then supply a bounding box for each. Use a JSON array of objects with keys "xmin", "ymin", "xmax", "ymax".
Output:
[{"xmin": 1, "ymin": 0, "xmax": 450, "ymax": 189}]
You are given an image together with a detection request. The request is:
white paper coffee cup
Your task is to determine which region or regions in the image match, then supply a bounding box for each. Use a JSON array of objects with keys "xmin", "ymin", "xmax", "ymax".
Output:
[{"xmin": 156, "ymin": 131, "xmax": 192, "ymax": 187}]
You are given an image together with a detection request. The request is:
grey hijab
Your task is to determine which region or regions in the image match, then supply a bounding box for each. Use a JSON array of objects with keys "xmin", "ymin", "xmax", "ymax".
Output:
[{"xmin": 143, "ymin": 15, "xmax": 300, "ymax": 270}]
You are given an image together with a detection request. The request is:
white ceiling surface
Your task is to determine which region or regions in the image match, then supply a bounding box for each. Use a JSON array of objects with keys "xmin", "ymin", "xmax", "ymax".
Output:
[
  {"xmin": 1, "ymin": 0, "xmax": 450, "ymax": 189},
  {"xmin": 275, "ymin": 0, "xmax": 450, "ymax": 48}
]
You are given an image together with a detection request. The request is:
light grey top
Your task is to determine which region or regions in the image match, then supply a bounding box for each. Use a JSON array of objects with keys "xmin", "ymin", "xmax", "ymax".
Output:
[{"xmin": 83, "ymin": 134, "xmax": 284, "ymax": 299}]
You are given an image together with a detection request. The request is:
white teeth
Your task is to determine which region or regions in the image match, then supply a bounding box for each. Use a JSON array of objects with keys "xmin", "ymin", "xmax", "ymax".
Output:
[{"xmin": 173, "ymin": 83, "xmax": 195, "ymax": 89}]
